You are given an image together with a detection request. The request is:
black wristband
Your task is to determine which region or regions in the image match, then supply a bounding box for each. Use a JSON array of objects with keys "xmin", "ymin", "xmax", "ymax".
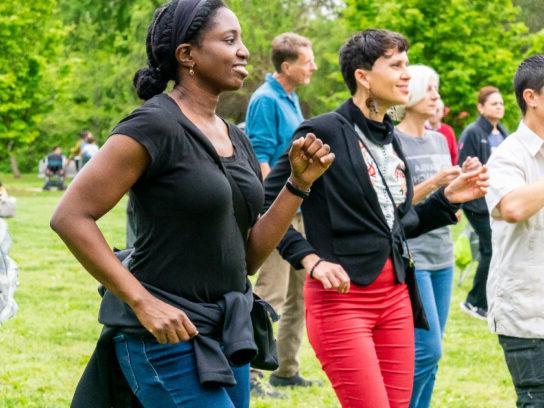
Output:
[
  {"xmin": 310, "ymin": 258, "xmax": 324, "ymax": 279},
  {"xmin": 286, "ymin": 180, "xmax": 310, "ymax": 200}
]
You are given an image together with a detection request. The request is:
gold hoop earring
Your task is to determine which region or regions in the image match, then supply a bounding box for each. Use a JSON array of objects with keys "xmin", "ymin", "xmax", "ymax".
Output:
[{"xmin": 189, "ymin": 65, "xmax": 195, "ymax": 76}]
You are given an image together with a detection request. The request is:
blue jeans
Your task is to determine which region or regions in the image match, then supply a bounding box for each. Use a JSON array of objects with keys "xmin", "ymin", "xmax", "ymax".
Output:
[
  {"xmin": 410, "ymin": 267, "xmax": 454, "ymax": 408},
  {"xmin": 114, "ymin": 334, "xmax": 250, "ymax": 408}
]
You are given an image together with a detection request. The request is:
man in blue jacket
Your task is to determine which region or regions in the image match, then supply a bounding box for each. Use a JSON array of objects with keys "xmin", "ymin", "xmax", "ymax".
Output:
[{"xmin": 245, "ymin": 32, "xmax": 317, "ymax": 394}]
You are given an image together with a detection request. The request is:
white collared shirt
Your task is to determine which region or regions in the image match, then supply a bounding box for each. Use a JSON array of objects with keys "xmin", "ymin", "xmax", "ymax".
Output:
[{"xmin": 486, "ymin": 121, "xmax": 544, "ymax": 338}]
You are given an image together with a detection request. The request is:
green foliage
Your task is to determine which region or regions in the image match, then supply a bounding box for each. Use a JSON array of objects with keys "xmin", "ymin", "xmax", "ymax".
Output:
[
  {"xmin": 3, "ymin": 0, "xmax": 544, "ymax": 172},
  {"xmin": 343, "ymin": 0, "xmax": 544, "ymax": 132},
  {"xmin": 0, "ymin": 0, "xmax": 66, "ymax": 163},
  {"xmin": 454, "ymin": 232, "xmax": 472, "ymax": 271},
  {"xmin": 39, "ymin": 0, "xmax": 154, "ymax": 154},
  {"xmin": 219, "ymin": 0, "xmax": 349, "ymax": 122},
  {"xmin": 515, "ymin": 0, "xmax": 544, "ymax": 32},
  {"xmin": 296, "ymin": 6, "xmax": 351, "ymax": 117}
]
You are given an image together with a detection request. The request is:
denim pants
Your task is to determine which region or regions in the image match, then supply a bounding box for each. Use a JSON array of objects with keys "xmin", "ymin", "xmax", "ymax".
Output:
[
  {"xmin": 410, "ymin": 267, "xmax": 454, "ymax": 408},
  {"xmin": 114, "ymin": 334, "xmax": 250, "ymax": 408},
  {"xmin": 464, "ymin": 210, "xmax": 492, "ymax": 310},
  {"xmin": 499, "ymin": 335, "xmax": 544, "ymax": 408}
]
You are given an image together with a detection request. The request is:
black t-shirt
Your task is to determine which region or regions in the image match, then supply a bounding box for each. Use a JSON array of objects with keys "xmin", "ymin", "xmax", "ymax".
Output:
[{"xmin": 112, "ymin": 94, "xmax": 264, "ymax": 302}]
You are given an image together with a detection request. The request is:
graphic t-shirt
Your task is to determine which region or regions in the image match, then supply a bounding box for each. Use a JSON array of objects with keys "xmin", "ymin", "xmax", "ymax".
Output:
[
  {"xmin": 355, "ymin": 125, "xmax": 407, "ymax": 230},
  {"xmin": 397, "ymin": 129, "xmax": 454, "ymax": 270}
]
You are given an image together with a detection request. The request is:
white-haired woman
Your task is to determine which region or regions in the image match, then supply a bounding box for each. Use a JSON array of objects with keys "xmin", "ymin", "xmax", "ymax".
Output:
[{"xmin": 395, "ymin": 65, "xmax": 479, "ymax": 408}]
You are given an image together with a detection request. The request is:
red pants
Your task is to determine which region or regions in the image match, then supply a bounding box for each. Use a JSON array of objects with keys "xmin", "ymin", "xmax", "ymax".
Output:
[{"xmin": 305, "ymin": 259, "xmax": 414, "ymax": 408}]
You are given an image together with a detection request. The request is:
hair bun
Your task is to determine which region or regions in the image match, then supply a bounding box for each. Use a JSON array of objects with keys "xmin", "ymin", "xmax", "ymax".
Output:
[{"xmin": 133, "ymin": 67, "xmax": 169, "ymax": 100}]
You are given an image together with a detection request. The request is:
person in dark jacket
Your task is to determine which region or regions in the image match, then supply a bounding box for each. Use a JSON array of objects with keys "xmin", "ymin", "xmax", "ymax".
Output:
[
  {"xmin": 458, "ymin": 86, "xmax": 508, "ymax": 320},
  {"xmin": 263, "ymin": 29, "xmax": 489, "ymax": 408},
  {"xmin": 50, "ymin": 1, "xmax": 337, "ymax": 407}
]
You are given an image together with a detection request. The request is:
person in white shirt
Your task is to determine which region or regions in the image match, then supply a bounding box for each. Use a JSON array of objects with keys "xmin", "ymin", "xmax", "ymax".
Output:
[
  {"xmin": 81, "ymin": 136, "xmax": 99, "ymax": 166},
  {"xmin": 486, "ymin": 54, "xmax": 544, "ymax": 407}
]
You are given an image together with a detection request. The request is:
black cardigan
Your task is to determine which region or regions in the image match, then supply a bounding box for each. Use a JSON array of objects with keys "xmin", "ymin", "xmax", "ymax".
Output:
[
  {"xmin": 458, "ymin": 115, "xmax": 508, "ymax": 214},
  {"xmin": 263, "ymin": 100, "xmax": 459, "ymax": 326}
]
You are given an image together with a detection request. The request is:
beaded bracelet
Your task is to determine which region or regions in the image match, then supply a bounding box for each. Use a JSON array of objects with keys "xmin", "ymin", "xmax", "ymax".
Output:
[{"xmin": 309, "ymin": 258, "xmax": 325, "ymax": 279}]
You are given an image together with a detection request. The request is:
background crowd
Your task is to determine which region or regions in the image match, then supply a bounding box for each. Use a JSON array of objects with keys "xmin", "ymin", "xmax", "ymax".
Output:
[
  {"xmin": 1, "ymin": 0, "xmax": 537, "ymax": 407},
  {"xmin": 1, "ymin": 0, "xmax": 544, "ymax": 175}
]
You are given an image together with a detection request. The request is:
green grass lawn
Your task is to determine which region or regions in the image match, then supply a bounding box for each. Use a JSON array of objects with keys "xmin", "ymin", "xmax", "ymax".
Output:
[{"xmin": 0, "ymin": 173, "xmax": 516, "ymax": 407}]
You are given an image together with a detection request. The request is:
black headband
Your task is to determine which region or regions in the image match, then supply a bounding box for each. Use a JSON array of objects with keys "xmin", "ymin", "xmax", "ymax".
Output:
[{"xmin": 170, "ymin": 0, "xmax": 206, "ymax": 57}]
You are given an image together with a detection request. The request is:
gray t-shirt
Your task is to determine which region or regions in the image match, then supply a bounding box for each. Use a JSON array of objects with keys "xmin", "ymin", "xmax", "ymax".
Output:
[{"xmin": 397, "ymin": 129, "xmax": 454, "ymax": 270}]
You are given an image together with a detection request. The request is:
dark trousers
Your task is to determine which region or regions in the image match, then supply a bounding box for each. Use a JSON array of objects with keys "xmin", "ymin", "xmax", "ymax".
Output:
[
  {"xmin": 463, "ymin": 210, "xmax": 492, "ymax": 310},
  {"xmin": 499, "ymin": 335, "xmax": 544, "ymax": 407}
]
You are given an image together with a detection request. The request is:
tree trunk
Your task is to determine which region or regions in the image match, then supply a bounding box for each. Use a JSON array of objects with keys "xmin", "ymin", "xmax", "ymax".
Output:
[
  {"xmin": 7, "ymin": 141, "xmax": 20, "ymax": 178},
  {"xmin": 9, "ymin": 155, "xmax": 20, "ymax": 178}
]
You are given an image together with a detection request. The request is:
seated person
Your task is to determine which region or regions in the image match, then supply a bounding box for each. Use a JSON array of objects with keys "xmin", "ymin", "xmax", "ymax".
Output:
[
  {"xmin": 43, "ymin": 146, "xmax": 66, "ymax": 190},
  {"xmin": 46, "ymin": 147, "xmax": 65, "ymax": 175}
]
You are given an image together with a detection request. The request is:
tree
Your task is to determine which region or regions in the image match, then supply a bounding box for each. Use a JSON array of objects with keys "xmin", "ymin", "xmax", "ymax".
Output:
[
  {"xmin": 220, "ymin": 0, "xmax": 349, "ymax": 122},
  {"xmin": 39, "ymin": 0, "xmax": 154, "ymax": 155},
  {"xmin": 35, "ymin": 0, "xmax": 348, "ymax": 168},
  {"xmin": 343, "ymin": 0, "xmax": 544, "ymax": 132},
  {"xmin": 515, "ymin": 0, "xmax": 544, "ymax": 32},
  {"xmin": 0, "ymin": 0, "xmax": 65, "ymax": 175}
]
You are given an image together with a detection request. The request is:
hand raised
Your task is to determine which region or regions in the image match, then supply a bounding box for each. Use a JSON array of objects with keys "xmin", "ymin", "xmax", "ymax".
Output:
[
  {"xmin": 461, "ymin": 156, "xmax": 482, "ymax": 173},
  {"xmin": 133, "ymin": 294, "xmax": 198, "ymax": 344},
  {"xmin": 434, "ymin": 166, "xmax": 461, "ymax": 187},
  {"xmin": 288, "ymin": 133, "xmax": 335, "ymax": 189},
  {"xmin": 444, "ymin": 165, "xmax": 489, "ymax": 204}
]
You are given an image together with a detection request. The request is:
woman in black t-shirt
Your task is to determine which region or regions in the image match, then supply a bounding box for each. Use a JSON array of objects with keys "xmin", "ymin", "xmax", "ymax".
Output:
[{"xmin": 50, "ymin": 1, "xmax": 344, "ymax": 407}]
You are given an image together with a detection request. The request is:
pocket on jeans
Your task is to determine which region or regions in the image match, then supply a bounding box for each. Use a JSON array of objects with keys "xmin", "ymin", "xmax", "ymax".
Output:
[
  {"xmin": 113, "ymin": 334, "xmax": 140, "ymax": 395},
  {"xmin": 500, "ymin": 336, "xmax": 544, "ymax": 387}
]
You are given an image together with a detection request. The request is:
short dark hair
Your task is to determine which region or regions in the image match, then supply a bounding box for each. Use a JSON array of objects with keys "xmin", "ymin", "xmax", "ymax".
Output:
[
  {"xmin": 514, "ymin": 54, "xmax": 544, "ymax": 115},
  {"xmin": 134, "ymin": 0, "xmax": 226, "ymax": 100},
  {"xmin": 80, "ymin": 130, "xmax": 91, "ymax": 139},
  {"xmin": 271, "ymin": 33, "xmax": 312, "ymax": 73},
  {"xmin": 339, "ymin": 29, "xmax": 409, "ymax": 95},
  {"xmin": 477, "ymin": 86, "xmax": 500, "ymax": 105}
]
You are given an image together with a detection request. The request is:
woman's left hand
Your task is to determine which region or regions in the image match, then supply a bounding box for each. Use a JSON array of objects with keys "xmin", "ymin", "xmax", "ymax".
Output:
[
  {"xmin": 461, "ymin": 156, "xmax": 482, "ymax": 173},
  {"xmin": 288, "ymin": 133, "xmax": 335, "ymax": 189},
  {"xmin": 444, "ymin": 166, "xmax": 489, "ymax": 203}
]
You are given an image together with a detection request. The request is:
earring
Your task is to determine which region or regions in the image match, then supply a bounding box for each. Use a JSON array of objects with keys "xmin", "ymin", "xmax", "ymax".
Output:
[
  {"xmin": 189, "ymin": 65, "xmax": 195, "ymax": 76},
  {"xmin": 366, "ymin": 89, "xmax": 379, "ymax": 115}
]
